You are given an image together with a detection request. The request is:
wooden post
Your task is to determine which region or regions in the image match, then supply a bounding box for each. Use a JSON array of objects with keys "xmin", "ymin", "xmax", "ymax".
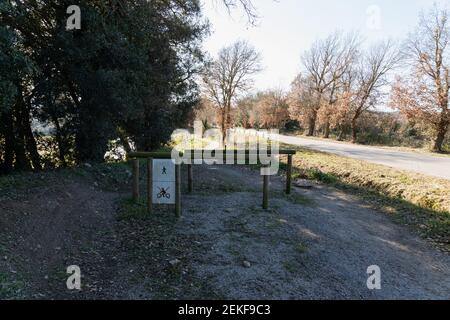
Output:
[
  {"xmin": 286, "ymin": 154, "xmax": 293, "ymax": 195},
  {"xmin": 132, "ymin": 159, "xmax": 140, "ymax": 202},
  {"xmin": 263, "ymin": 168, "xmax": 269, "ymax": 210},
  {"xmin": 175, "ymin": 164, "xmax": 181, "ymax": 217},
  {"xmin": 147, "ymin": 158, "xmax": 153, "ymax": 214},
  {"xmin": 188, "ymin": 164, "xmax": 193, "ymax": 193}
]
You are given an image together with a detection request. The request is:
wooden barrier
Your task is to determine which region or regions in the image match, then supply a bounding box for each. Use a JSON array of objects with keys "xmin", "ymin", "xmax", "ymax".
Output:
[
  {"xmin": 286, "ymin": 154, "xmax": 293, "ymax": 195},
  {"xmin": 187, "ymin": 164, "xmax": 193, "ymax": 193},
  {"xmin": 128, "ymin": 149, "xmax": 296, "ymax": 161},
  {"xmin": 263, "ymin": 167, "xmax": 270, "ymax": 210},
  {"xmin": 128, "ymin": 149, "xmax": 296, "ymax": 212},
  {"xmin": 132, "ymin": 159, "xmax": 139, "ymax": 202},
  {"xmin": 147, "ymin": 158, "xmax": 153, "ymax": 214},
  {"xmin": 175, "ymin": 164, "xmax": 181, "ymax": 217}
]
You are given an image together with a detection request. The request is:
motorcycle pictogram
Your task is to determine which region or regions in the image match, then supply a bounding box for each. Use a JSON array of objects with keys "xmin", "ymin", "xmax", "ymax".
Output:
[{"xmin": 157, "ymin": 187, "xmax": 171, "ymax": 199}]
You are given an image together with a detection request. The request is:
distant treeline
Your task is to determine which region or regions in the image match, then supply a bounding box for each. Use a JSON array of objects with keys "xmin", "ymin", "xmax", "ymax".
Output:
[{"xmin": 196, "ymin": 92, "xmax": 446, "ymax": 149}]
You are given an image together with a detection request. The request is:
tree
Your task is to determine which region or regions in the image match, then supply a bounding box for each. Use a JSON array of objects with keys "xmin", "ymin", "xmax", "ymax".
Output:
[
  {"xmin": 330, "ymin": 72, "xmax": 356, "ymax": 141},
  {"xmin": 0, "ymin": 14, "xmax": 39, "ymax": 172},
  {"xmin": 202, "ymin": 40, "xmax": 261, "ymax": 142},
  {"xmin": 235, "ymin": 95, "xmax": 257, "ymax": 128},
  {"xmin": 1, "ymin": 0, "xmax": 207, "ymax": 171},
  {"xmin": 194, "ymin": 97, "xmax": 219, "ymax": 131},
  {"xmin": 292, "ymin": 34, "xmax": 399, "ymax": 142},
  {"xmin": 235, "ymin": 90, "xmax": 289, "ymax": 129},
  {"xmin": 300, "ymin": 32, "xmax": 360, "ymax": 136},
  {"xmin": 287, "ymin": 74, "xmax": 318, "ymax": 133},
  {"xmin": 256, "ymin": 90, "xmax": 290, "ymax": 129},
  {"xmin": 219, "ymin": 0, "xmax": 258, "ymax": 25},
  {"xmin": 350, "ymin": 40, "xmax": 402, "ymax": 142},
  {"xmin": 391, "ymin": 5, "xmax": 450, "ymax": 152}
]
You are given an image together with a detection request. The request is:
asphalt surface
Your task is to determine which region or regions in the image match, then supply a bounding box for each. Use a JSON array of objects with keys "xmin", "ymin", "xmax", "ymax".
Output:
[{"xmin": 274, "ymin": 134, "xmax": 450, "ymax": 180}]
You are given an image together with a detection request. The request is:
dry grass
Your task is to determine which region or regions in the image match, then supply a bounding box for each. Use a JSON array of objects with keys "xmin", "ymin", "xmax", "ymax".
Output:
[{"xmin": 280, "ymin": 147, "xmax": 450, "ymax": 250}]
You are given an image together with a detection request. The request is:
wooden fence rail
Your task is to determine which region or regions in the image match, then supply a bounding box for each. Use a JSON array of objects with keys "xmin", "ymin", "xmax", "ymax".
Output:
[{"xmin": 128, "ymin": 149, "xmax": 296, "ymax": 213}]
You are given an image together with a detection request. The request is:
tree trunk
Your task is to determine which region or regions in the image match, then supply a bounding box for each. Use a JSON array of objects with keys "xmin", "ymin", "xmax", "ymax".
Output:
[
  {"xmin": 306, "ymin": 112, "xmax": 317, "ymax": 136},
  {"xmin": 117, "ymin": 127, "xmax": 132, "ymax": 155},
  {"xmin": 13, "ymin": 96, "xmax": 31, "ymax": 171},
  {"xmin": 75, "ymin": 112, "xmax": 109, "ymax": 163},
  {"xmin": 23, "ymin": 101, "xmax": 41, "ymax": 170},
  {"xmin": 14, "ymin": 86, "xmax": 41, "ymax": 171},
  {"xmin": 225, "ymin": 103, "xmax": 232, "ymax": 145},
  {"xmin": 52, "ymin": 114, "xmax": 67, "ymax": 166},
  {"xmin": 337, "ymin": 126, "xmax": 346, "ymax": 141},
  {"xmin": 2, "ymin": 111, "xmax": 15, "ymax": 173},
  {"xmin": 351, "ymin": 117, "xmax": 358, "ymax": 143},
  {"xmin": 351, "ymin": 107, "xmax": 363, "ymax": 144},
  {"xmin": 221, "ymin": 107, "xmax": 226, "ymax": 145},
  {"xmin": 323, "ymin": 121, "xmax": 330, "ymax": 138},
  {"xmin": 432, "ymin": 120, "xmax": 449, "ymax": 152},
  {"xmin": 24, "ymin": 119, "xmax": 41, "ymax": 170}
]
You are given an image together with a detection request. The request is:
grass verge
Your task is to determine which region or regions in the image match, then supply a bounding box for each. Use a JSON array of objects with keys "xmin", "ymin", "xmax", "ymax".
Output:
[
  {"xmin": 0, "ymin": 162, "xmax": 132, "ymax": 201},
  {"xmin": 280, "ymin": 147, "xmax": 450, "ymax": 251}
]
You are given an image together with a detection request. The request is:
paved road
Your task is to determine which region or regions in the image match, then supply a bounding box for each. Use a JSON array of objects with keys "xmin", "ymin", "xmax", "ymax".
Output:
[{"xmin": 274, "ymin": 134, "xmax": 450, "ymax": 180}]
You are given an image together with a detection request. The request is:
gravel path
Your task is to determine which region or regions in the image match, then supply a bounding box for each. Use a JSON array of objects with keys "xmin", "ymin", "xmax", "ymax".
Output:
[
  {"xmin": 177, "ymin": 165, "xmax": 450, "ymax": 299},
  {"xmin": 1, "ymin": 164, "xmax": 448, "ymax": 299},
  {"xmin": 273, "ymin": 134, "xmax": 450, "ymax": 180}
]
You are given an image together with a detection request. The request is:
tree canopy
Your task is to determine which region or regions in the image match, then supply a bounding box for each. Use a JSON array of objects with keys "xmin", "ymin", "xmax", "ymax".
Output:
[{"xmin": 0, "ymin": 0, "xmax": 207, "ymax": 172}]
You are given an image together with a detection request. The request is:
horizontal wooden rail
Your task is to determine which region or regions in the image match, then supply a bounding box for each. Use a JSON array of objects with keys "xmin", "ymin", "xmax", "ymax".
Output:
[
  {"xmin": 128, "ymin": 149, "xmax": 297, "ymax": 160},
  {"xmin": 129, "ymin": 149, "xmax": 296, "ymax": 210},
  {"xmin": 128, "ymin": 151, "xmax": 173, "ymax": 159}
]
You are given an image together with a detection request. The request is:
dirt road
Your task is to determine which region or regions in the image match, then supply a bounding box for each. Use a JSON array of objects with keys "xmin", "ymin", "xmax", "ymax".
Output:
[
  {"xmin": 0, "ymin": 164, "xmax": 448, "ymax": 299},
  {"xmin": 274, "ymin": 134, "xmax": 450, "ymax": 180}
]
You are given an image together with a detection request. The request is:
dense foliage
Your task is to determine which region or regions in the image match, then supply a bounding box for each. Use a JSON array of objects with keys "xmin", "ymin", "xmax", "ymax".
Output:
[{"xmin": 0, "ymin": 0, "xmax": 207, "ymax": 173}]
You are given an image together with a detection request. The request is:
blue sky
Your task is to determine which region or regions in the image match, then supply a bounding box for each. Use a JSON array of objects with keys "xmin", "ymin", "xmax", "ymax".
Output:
[{"xmin": 202, "ymin": 0, "xmax": 447, "ymax": 92}]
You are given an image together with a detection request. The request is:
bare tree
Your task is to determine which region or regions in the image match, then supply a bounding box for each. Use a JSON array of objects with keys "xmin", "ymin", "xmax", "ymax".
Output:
[
  {"xmin": 233, "ymin": 90, "xmax": 289, "ymax": 129},
  {"xmin": 194, "ymin": 97, "xmax": 220, "ymax": 131},
  {"xmin": 234, "ymin": 95, "xmax": 252, "ymax": 128},
  {"xmin": 350, "ymin": 40, "xmax": 402, "ymax": 142},
  {"xmin": 255, "ymin": 89, "xmax": 290, "ymax": 129},
  {"xmin": 331, "ymin": 70, "xmax": 357, "ymax": 140},
  {"xmin": 218, "ymin": 0, "xmax": 259, "ymax": 25},
  {"xmin": 392, "ymin": 5, "xmax": 450, "ymax": 152},
  {"xmin": 301, "ymin": 32, "xmax": 360, "ymax": 136},
  {"xmin": 202, "ymin": 40, "xmax": 262, "ymax": 141},
  {"xmin": 287, "ymin": 74, "xmax": 319, "ymax": 132}
]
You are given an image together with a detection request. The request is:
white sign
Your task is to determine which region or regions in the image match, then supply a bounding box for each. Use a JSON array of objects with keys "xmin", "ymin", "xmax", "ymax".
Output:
[{"xmin": 152, "ymin": 159, "xmax": 175, "ymax": 204}]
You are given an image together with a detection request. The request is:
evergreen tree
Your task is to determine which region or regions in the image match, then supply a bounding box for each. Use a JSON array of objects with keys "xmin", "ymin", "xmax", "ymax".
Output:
[{"xmin": 0, "ymin": 0, "xmax": 207, "ymax": 171}]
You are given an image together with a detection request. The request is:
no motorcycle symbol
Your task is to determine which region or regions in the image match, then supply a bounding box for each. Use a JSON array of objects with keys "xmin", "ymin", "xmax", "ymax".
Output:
[
  {"xmin": 152, "ymin": 159, "xmax": 176, "ymax": 204},
  {"xmin": 157, "ymin": 187, "xmax": 171, "ymax": 199}
]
